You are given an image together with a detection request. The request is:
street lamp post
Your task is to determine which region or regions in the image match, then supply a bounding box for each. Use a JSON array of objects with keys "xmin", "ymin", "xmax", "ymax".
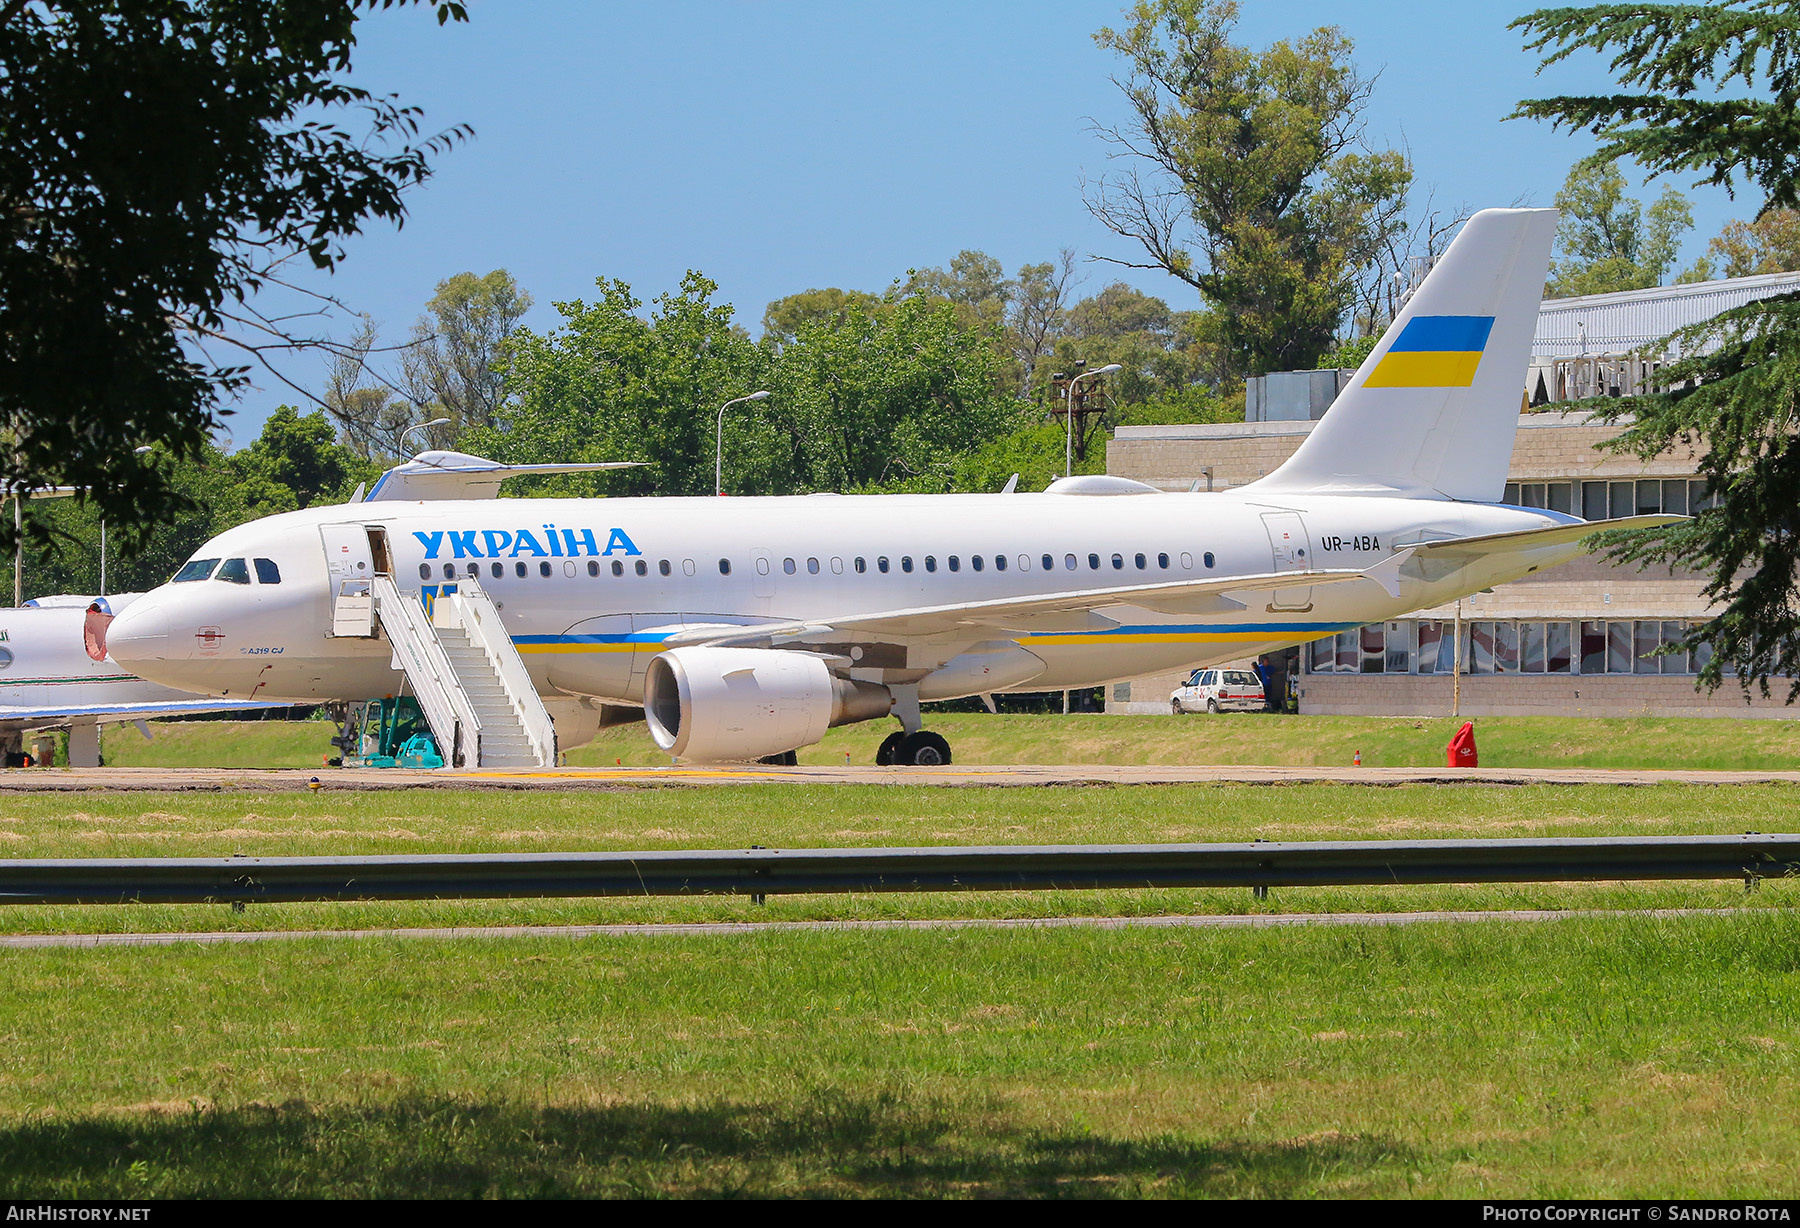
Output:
[
  {"xmin": 1064, "ymin": 364, "xmax": 1122, "ymax": 479},
  {"xmin": 401, "ymin": 417, "xmax": 452, "ymax": 457},
  {"xmin": 715, "ymin": 391, "xmax": 772, "ymax": 496}
]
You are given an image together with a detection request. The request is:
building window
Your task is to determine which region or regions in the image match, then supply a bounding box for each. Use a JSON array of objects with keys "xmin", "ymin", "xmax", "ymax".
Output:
[{"xmin": 1361, "ymin": 624, "xmax": 1386, "ymax": 674}]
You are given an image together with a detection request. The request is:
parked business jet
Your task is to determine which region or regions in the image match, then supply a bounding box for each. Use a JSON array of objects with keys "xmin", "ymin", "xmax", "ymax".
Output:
[
  {"xmin": 0, "ymin": 594, "xmax": 281, "ymax": 766},
  {"xmin": 103, "ymin": 208, "xmax": 1678, "ymax": 765}
]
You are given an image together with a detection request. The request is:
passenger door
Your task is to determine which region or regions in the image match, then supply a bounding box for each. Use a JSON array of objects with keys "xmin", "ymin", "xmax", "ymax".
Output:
[
  {"xmin": 1261, "ymin": 512, "xmax": 1314, "ymax": 611},
  {"xmin": 321, "ymin": 525, "xmax": 377, "ymax": 637}
]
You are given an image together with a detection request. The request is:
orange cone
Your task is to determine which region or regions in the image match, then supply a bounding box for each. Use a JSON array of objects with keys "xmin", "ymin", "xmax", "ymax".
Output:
[{"xmin": 1353, "ymin": 750, "xmax": 1362, "ymax": 767}]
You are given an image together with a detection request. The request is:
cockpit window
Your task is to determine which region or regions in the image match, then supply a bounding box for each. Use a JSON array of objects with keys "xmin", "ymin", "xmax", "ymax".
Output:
[
  {"xmin": 254, "ymin": 558, "xmax": 281, "ymax": 584},
  {"xmin": 216, "ymin": 558, "xmax": 251, "ymax": 584},
  {"xmin": 172, "ymin": 558, "xmax": 219, "ymax": 583}
]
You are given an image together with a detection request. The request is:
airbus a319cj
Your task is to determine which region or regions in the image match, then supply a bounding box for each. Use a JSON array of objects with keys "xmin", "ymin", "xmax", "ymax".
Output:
[{"xmin": 104, "ymin": 208, "xmax": 1678, "ymax": 766}]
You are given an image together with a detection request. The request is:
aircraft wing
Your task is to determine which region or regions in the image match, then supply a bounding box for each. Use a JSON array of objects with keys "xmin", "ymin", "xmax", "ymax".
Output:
[
  {"xmin": 0, "ymin": 699, "xmax": 286, "ymax": 727},
  {"xmin": 659, "ymin": 562, "xmax": 1400, "ymax": 647}
]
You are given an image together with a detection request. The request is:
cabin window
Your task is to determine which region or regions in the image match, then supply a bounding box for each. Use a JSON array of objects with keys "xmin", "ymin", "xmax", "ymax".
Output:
[
  {"xmin": 901, "ymin": 556, "xmax": 914, "ymax": 573},
  {"xmin": 417, "ymin": 563, "xmax": 431, "ymax": 580},
  {"xmin": 515, "ymin": 561, "xmax": 528, "ymax": 578},
  {"xmin": 249, "ymin": 558, "xmax": 282, "ymax": 584},
  {"xmin": 925, "ymin": 556, "xmax": 937, "ymax": 573},
  {"xmin": 830, "ymin": 557, "xmax": 843, "ymax": 575},
  {"xmin": 994, "ymin": 555, "xmax": 1007, "ymax": 572},
  {"xmin": 783, "ymin": 558, "xmax": 796, "ymax": 575},
  {"xmin": 854, "ymin": 557, "xmax": 866, "ymax": 574},
  {"xmin": 492, "ymin": 562, "xmax": 504, "ymax": 579},
  {"xmin": 0, "ymin": 647, "xmax": 12, "ymax": 670},
  {"xmin": 1063, "ymin": 554, "xmax": 1076, "ymax": 570},
  {"xmin": 659, "ymin": 559, "xmax": 672, "ymax": 577},
  {"xmin": 947, "ymin": 556, "xmax": 960, "ymax": 572},
  {"xmin": 1088, "ymin": 553, "xmax": 1101, "ymax": 570},
  {"xmin": 172, "ymin": 558, "xmax": 219, "ymax": 583},
  {"xmin": 1111, "ymin": 553, "xmax": 1124, "ymax": 570},
  {"xmin": 442, "ymin": 563, "xmax": 456, "ymax": 580},
  {"xmin": 807, "ymin": 557, "xmax": 819, "ymax": 575},
  {"xmin": 217, "ymin": 558, "xmax": 251, "ymax": 585},
  {"xmin": 1203, "ymin": 552, "xmax": 1215, "ymax": 569},
  {"xmin": 635, "ymin": 559, "xmax": 648, "ymax": 577},
  {"xmin": 1134, "ymin": 553, "xmax": 1146, "ymax": 570},
  {"xmin": 755, "ymin": 557, "xmax": 769, "ymax": 575},
  {"xmin": 683, "ymin": 559, "xmax": 696, "ymax": 576},
  {"xmin": 718, "ymin": 558, "xmax": 731, "ymax": 575},
  {"xmin": 539, "ymin": 561, "xmax": 553, "ymax": 577},
  {"xmin": 563, "ymin": 561, "xmax": 576, "ymax": 577},
  {"xmin": 612, "ymin": 560, "xmax": 624, "ymax": 577},
  {"xmin": 589, "ymin": 560, "xmax": 602, "ymax": 577},
  {"xmin": 1157, "ymin": 553, "xmax": 1170, "ymax": 570},
  {"xmin": 465, "ymin": 562, "xmax": 479, "ymax": 579},
  {"xmin": 878, "ymin": 557, "xmax": 890, "ymax": 574}
]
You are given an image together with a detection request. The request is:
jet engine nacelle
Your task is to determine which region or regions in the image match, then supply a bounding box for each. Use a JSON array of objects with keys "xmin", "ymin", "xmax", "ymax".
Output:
[{"xmin": 644, "ymin": 647, "xmax": 892, "ymax": 762}]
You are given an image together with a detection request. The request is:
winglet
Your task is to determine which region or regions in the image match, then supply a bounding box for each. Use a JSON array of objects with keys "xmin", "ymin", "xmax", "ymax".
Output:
[{"xmin": 1363, "ymin": 549, "xmax": 1412, "ymax": 599}]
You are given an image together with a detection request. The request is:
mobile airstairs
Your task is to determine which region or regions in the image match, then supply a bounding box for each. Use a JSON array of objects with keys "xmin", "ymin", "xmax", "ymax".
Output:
[{"xmin": 370, "ymin": 575, "xmax": 555, "ymax": 768}]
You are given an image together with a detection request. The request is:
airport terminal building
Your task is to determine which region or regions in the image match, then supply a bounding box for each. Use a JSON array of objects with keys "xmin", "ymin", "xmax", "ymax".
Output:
[{"xmin": 1103, "ymin": 274, "xmax": 1800, "ymax": 721}]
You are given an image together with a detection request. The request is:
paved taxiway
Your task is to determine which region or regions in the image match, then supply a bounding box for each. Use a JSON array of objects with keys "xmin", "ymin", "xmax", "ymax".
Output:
[
  {"xmin": 0, "ymin": 764, "xmax": 1796, "ymax": 790},
  {"xmin": 0, "ymin": 907, "xmax": 1761, "ymax": 949}
]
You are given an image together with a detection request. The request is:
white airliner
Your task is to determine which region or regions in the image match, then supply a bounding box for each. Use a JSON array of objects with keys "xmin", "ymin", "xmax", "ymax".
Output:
[
  {"xmin": 0, "ymin": 595, "xmax": 280, "ymax": 766},
  {"xmin": 103, "ymin": 208, "xmax": 1677, "ymax": 766}
]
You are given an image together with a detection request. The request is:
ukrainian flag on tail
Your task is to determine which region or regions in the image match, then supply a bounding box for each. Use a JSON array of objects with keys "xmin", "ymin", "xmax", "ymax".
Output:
[{"xmin": 1363, "ymin": 315, "xmax": 1495, "ymax": 388}]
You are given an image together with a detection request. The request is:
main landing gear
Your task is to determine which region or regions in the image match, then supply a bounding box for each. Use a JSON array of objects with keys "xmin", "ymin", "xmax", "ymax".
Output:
[{"xmin": 875, "ymin": 730, "xmax": 952, "ymax": 767}]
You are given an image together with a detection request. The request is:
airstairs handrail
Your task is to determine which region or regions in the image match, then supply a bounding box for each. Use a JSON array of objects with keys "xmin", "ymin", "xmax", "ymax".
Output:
[
  {"xmin": 370, "ymin": 573, "xmax": 481, "ymax": 767},
  {"xmin": 437, "ymin": 581, "xmax": 555, "ymax": 766}
]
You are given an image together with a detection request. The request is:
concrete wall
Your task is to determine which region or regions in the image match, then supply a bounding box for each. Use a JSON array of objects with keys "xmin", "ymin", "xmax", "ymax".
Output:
[{"xmin": 1296, "ymin": 671, "xmax": 1792, "ymax": 719}]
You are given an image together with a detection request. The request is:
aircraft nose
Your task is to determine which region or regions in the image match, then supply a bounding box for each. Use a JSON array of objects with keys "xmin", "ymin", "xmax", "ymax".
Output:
[{"xmin": 106, "ymin": 597, "xmax": 171, "ymax": 666}]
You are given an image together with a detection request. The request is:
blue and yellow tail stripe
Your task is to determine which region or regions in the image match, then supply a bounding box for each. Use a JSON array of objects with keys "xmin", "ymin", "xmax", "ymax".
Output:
[{"xmin": 1364, "ymin": 314, "xmax": 1494, "ymax": 388}]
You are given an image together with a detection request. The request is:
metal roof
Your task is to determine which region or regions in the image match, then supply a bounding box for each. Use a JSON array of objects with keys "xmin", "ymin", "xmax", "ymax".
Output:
[{"xmin": 1533, "ymin": 271, "xmax": 1800, "ymax": 358}]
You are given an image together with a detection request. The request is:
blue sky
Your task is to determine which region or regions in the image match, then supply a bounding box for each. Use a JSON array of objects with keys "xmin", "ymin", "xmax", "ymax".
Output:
[{"xmin": 226, "ymin": 0, "xmax": 1755, "ymax": 442}]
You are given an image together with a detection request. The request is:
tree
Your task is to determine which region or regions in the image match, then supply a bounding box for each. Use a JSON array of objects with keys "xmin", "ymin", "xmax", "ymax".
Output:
[
  {"xmin": 1704, "ymin": 208, "xmax": 1800, "ymax": 278},
  {"xmin": 771, "ymin": 295, "xmax": 1014, "ymax": 493},
  {"xmin": 0, "ymin": 0, "xmax": 467, "ymax": 560},
  {"xmin": 322, "ymin": 316, "xmax": 413, "ymax": 462},
  {"xmin": 1006, "ymin": 250, "xmax": 1080, "ymax": 400},
  {"xmin": 760, "ymin": 287, "xmax": 883, "ymax": 348},
  {"xmin": 902, "ymin": 250, "xmax": 1012, "ymax": 331},
  {"xmin": 472, "ymin": 273, "xmax": 771, "ymax": 498},
  {"xmin": 400, "ymin": 269, "xmax": 533, "ymax": 445},
  {"xmin": 1513, "ymin": 1, "xmax": 1800, "ymax": 695},
  {"xmin": 1546, "ymin": 158, "xmax": 1696, "ymax": 296},
  {"xmin": 1083, "ymin": 0, "xmax": 1412, "ymax": 376}
]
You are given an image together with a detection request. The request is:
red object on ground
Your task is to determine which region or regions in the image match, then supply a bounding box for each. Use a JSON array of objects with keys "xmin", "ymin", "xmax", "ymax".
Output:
[{"xmin": 1447, "ymin": 721, "xmax": 1478, "ymax": 768}]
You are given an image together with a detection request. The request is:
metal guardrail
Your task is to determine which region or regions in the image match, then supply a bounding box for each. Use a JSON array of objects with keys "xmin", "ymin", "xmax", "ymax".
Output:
[{"xmin": 0, "ymin": 835, "xmax": 1794, "ymax": 906}]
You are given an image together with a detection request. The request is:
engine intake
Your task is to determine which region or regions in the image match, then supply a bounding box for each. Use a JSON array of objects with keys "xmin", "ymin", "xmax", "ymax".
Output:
[{"xmin": 644, "ymin": 647, "xmax": 892, "ymax": 762}]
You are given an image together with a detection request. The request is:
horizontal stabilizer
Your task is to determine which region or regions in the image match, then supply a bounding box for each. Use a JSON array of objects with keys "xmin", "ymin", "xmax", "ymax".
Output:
[
  {"xmin": 363, "ymin": 451, "xmax": 647, "ymax": 502},
  {"xmin": 1409, "ymin": 515, "xmax": 1685, "ymax": 557}
]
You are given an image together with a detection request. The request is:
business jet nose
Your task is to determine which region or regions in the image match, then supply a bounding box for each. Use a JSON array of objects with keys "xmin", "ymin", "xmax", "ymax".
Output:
[{"xmin": 105, "ymin": 596, "xmax": 171, "ymax": 667}]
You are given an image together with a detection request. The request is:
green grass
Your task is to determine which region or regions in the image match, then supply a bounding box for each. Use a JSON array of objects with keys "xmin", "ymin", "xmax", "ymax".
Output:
[
  {"xmin": 2, "ymin": 913, "xmax": 1797, "ymax": 1197},
  {"xmin": 92, "ymin": 713, "xmax": 1800, "ymax": 771},
  {"xmin": 0, "ymin": 782, "xmax": 1794, "ymax": 935}
]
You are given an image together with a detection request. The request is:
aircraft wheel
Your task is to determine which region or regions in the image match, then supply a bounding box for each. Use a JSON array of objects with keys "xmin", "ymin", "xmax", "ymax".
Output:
[
  {"xmin": 875, "ymin": 731, "xmax": 907, "ymax": 766},
  {"xmin": 900, "ymin": 730, "xmax": 952, "ymax": 766},
  {"xmin": 1206, "ymin": 699, "xmax": 1220, "ymax": 715}
]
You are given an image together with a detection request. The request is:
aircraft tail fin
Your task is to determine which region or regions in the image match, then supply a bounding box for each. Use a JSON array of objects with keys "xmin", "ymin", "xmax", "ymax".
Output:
[{"xmin": 1249, "ymin": 207, "xmax": 1558, "ymax": 502}]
